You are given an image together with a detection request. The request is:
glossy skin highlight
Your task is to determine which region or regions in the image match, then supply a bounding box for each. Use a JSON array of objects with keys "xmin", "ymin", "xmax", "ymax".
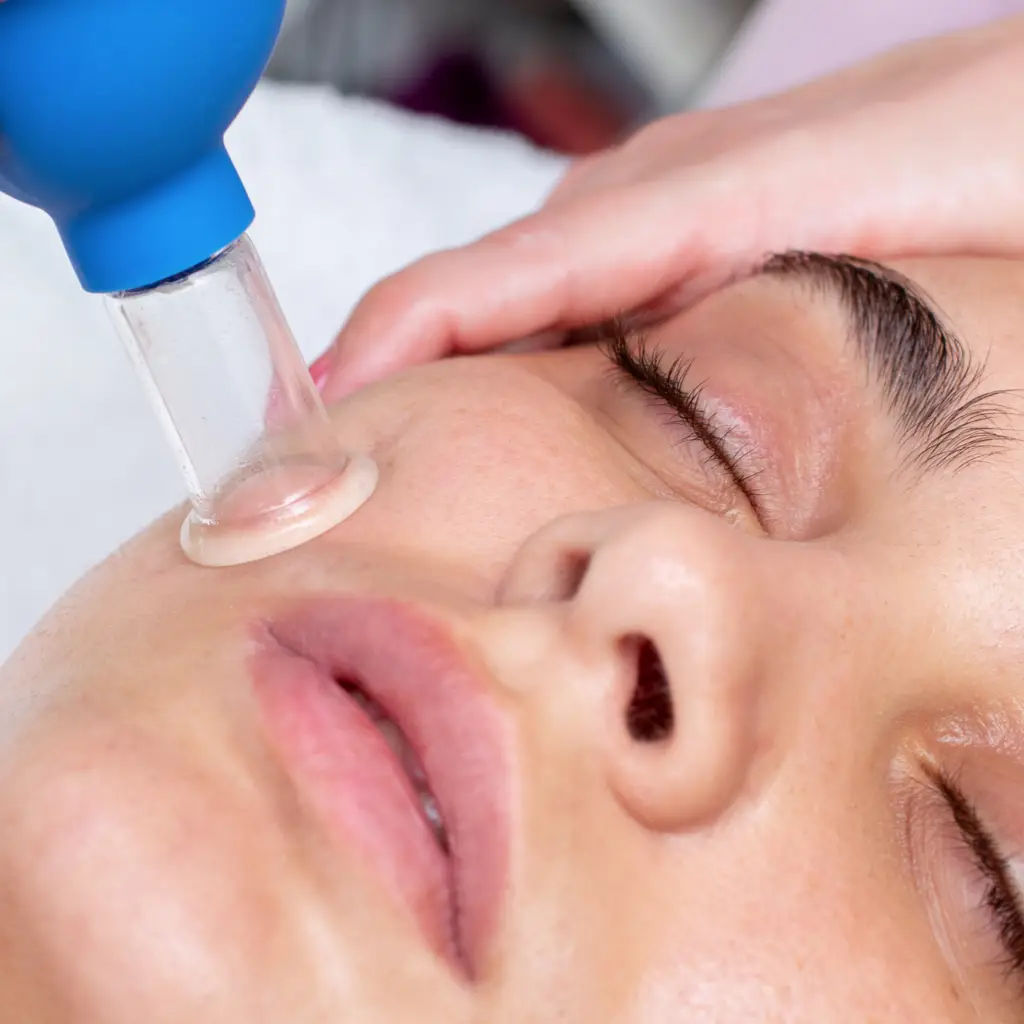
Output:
[{"xmin": 6, "ymin": 258, "xmax": 1024, "ymax": 1020}]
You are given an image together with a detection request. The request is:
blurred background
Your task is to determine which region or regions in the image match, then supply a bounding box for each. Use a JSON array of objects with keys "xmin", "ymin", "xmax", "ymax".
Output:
[
  {"xmin": 269, "ymin": 0, "xmax": 758, "ymax": 155},
  {"xmin": 269, "ymin": 0, "xmax": 1024, "ymax": 155}
]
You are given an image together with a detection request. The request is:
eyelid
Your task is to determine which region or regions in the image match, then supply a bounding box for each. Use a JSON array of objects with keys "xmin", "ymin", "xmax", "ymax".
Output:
[
  {"xmin": 598, "ymin": 326, "xmax": 765, "ymax": 520},
  {"xmin": 926, "ymin": 766, "xmax": 1024, "ymax": 982}
]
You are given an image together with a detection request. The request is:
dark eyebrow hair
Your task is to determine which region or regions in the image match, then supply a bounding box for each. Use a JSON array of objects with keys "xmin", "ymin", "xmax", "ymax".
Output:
[{"xmin": 757, "ymin": 251, "xmax": 1016, "ymax": 474}]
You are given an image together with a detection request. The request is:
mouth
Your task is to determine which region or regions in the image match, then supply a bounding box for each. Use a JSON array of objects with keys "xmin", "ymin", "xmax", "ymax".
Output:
[
  {"xmin": 251, "ymin": 596, "xmax": 510, "ymax": 980},
  {"xmin": 341, "ymin": 680, "xmax": 450, "ymax": 854}
]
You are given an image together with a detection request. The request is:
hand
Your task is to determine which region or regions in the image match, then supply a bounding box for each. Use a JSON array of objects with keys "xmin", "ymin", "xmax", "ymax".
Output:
[{"xmin": 322, "ymin": 16, "xmax": 1024, "ymax": 400}]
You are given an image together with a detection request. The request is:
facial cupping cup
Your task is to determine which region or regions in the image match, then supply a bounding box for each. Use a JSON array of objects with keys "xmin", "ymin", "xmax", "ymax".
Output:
[
  {"xmin": 0, "ymin": 0, "xmax": 377, "ymax": 567},
  {"xmin": 108, "ymin": 236, "xmax": 379, "ymax": 567}
]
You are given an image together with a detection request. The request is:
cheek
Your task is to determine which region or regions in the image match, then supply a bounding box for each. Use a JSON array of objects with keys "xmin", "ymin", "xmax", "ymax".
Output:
[
  {"xmin": 0, "ymin": 719, "xmax": 313, "ymax": 1014},
  {"xmin": 345, "ymin": 377, "xmax": 648, "ymax": 575}
]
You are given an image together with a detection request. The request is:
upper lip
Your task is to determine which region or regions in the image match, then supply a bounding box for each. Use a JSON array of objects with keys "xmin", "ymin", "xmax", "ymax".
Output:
[{"xmin": 253, "ymin": 594, "xmax": 511, "ymax": 980}]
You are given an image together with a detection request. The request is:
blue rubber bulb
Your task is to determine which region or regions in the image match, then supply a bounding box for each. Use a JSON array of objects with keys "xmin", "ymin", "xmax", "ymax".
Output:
[{"xmin": 0, "ymin": 0, "xmax": 286, "ymax": 293}]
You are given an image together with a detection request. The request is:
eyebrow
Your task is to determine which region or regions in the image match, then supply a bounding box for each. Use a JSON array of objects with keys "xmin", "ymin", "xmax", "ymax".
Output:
[{"xmin": 757, "ymin": 251, "xmax": 1016, "ymax": 474}]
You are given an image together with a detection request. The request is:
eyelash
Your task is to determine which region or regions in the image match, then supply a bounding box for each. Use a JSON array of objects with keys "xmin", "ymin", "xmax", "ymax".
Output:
[
  {"xmin": 927, "ymin": 766, "xmax": 1024, "ymax": 981},
  {"xmin": 598, "ymin": 325, "xmax": 764, "ymax": 514}
]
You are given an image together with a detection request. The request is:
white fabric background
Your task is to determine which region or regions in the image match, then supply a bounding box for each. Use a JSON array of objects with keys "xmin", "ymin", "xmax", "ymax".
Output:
[{"xmin": 0, "ymin": 82, "xmax": 564, "ymax": 661}]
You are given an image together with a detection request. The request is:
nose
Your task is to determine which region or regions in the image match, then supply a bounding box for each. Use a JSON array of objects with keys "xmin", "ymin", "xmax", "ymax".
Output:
[{"xmin": 497, "ymin": 503, "xmax": 788, "ymax": 832}]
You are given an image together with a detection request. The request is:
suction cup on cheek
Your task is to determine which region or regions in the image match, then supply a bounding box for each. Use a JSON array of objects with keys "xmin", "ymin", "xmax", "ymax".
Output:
[
  {"xmin": 180, "ymin": 452, "xmax": 379, "ymax": 567},
  {"xmin": 107, "ymin": 235, "xmax": 379, "ymax": 568}
]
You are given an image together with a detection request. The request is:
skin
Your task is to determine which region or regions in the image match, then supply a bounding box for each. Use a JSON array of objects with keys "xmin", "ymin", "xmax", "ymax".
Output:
[
  {"xmin": 5, "ymin": 257, "xmax": 1024, "ymax": 1021},
  {"xmin": 323, "ymin": 16, "xmax": 1024, "ymax": 394}
]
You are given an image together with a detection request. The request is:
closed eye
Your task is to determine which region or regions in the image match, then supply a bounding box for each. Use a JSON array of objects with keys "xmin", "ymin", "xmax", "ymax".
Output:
[
  {"xmin": 598, "ymin": 324, "xmax": 765, "ymax": 519},
  {"xmin": 927, "ymin": 765, "xmax": 1024, "ymax": 987}
]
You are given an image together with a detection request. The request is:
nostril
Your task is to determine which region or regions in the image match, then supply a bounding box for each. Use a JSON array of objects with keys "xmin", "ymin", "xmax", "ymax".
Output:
[
  {"xmin": 498, "ymin": 543, "xmax": 593, "ymax": 605},
  {"xmin": 549, "ymin": 549, "xmax": 591, "ymax": 602},
  {"xmin": 624, "ymin": 637, "xmax": 674, "ymax": 743}
]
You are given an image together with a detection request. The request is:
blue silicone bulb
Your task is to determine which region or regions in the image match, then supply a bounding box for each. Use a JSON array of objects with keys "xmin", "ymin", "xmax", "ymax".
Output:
[{"xmin": 0, "ymin": 0, "xmax": 285, "ymax": 293}]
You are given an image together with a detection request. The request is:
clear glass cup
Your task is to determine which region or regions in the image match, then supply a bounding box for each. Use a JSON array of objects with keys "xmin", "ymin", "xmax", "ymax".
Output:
[{"xmin": 107, "ymin": 233, "xmax": 377, "ymax": 566}]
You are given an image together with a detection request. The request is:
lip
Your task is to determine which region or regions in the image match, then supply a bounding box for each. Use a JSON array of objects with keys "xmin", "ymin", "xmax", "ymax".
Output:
[{"xmin": 250, "ymin": 595, "xmax": 511, "ymax": 979}]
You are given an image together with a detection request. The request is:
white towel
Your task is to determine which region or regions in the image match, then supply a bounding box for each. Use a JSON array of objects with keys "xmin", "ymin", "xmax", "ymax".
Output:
[{"xmin": 0, "ymin": 81, "xmax": 564, "ymax": 661}]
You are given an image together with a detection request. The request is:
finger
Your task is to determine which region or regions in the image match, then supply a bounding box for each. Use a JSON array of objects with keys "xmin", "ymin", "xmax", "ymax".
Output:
[{"xmin": 324, "ymin": 173, "xmax": 745, "ymax": 400}]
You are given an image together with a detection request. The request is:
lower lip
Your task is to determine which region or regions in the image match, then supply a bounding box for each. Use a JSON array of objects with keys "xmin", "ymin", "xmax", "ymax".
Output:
[{"xmin": 250, "ymin": 598, "xmax": 509, "ymax": 979}]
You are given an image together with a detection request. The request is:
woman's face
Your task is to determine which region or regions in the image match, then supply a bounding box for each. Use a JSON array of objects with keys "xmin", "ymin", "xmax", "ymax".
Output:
[{"xmin": 6, "ymin": 254, "xmax": 1024, "ymax": 1022}]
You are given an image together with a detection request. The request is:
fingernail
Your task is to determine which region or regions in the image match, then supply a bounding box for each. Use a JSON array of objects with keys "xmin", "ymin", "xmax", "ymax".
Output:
[{"xmin": 309, "ymin": 350, "xmax": 332, "ymax": 393}]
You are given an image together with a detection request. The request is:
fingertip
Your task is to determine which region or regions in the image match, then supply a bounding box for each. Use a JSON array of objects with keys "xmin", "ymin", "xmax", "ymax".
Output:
[
  {"xmin": 320, "ymin": 312, "xmax": 444, "ymax": 403},
  {"xmin": 318, "ymin": 335, "xmax": 386, "ymax": 403}
]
